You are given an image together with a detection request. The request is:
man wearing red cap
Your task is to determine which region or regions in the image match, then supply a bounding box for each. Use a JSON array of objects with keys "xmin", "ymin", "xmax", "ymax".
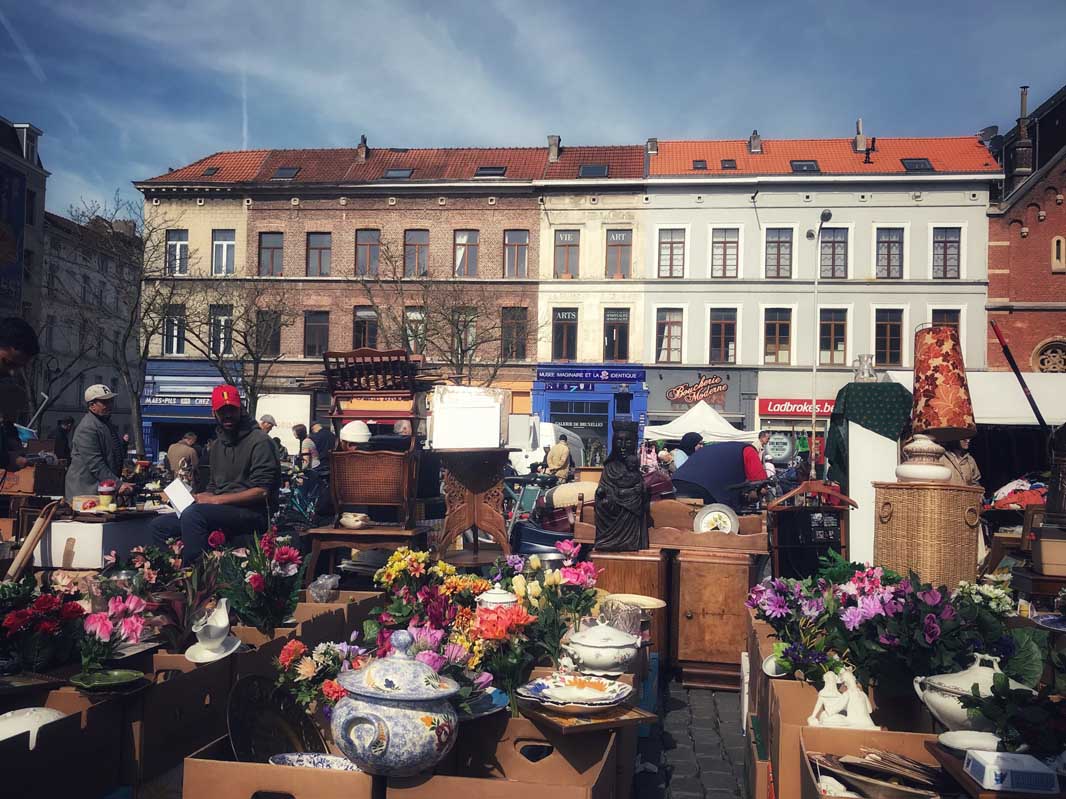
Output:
[{"xmin": 152, "ymin": 384, "xmax": 280, "ymax": 563}]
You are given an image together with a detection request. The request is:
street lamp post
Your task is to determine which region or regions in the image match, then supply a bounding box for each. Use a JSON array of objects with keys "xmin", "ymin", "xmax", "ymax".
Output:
[{"xmin": 809, "ymin": 209, "xmax": 832, "ymax": 474}]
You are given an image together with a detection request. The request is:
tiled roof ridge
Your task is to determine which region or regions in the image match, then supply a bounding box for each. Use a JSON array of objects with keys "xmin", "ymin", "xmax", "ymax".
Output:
[{"xmin": 658, "ymin": 135, "xmax": 985, "ymax": 143}]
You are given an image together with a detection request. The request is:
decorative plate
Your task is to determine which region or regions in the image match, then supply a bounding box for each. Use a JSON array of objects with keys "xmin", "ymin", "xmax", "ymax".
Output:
[
  {"xmin": 69, "ymin": 669, "xmax": 144, "ymax": 691},
  {"xmin": 937, "ymin": 730, "xmax": 1000, "ymax": 756},
  {"xmin": 269, "ymin": 753, "xmax": 362, "ymax": 771},
  {"xmin": 458, "ymin": 687, "xmax": 509, "ymax": 722},
  {"xmin": 693, "ymin": 504, "xmax": 739, "ymax": 534},
  {"xmin": 516, "ymin": 673, "xmax": 632, "ymax": 706},
  {"xmin": 227, "ymin": 676, "xmax": 326, "ymax": 763},
  {"xmin": 1031, "ymin": 613, "xmax": 1066, "ymax": 633}
]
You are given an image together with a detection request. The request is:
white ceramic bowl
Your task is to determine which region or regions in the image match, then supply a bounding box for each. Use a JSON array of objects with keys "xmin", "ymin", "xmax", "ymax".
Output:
[{"xmin": 0, "ymin": 707, "xmax": 67, "ymax": 750}]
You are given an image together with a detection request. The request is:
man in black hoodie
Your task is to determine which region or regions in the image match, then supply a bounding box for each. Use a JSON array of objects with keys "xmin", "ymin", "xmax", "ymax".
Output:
[{"xmin": 151, "ymin": 384, "xmax": 279, "ymax": 564}]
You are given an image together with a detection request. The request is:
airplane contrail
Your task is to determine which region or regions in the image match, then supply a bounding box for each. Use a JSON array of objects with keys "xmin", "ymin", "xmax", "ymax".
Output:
[
  {"xmin": 0, "ymin": 10, "xmax": 46, "ymax": 82},
  {"xmin": 241, "ymin": 66, "xmax": 248, "ymax": 149}
]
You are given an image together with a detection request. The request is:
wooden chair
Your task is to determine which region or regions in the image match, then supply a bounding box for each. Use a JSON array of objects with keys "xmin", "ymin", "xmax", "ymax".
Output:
[{"xmin": 330, "ymin": 449, "xmax": 416, "ymax": 529}]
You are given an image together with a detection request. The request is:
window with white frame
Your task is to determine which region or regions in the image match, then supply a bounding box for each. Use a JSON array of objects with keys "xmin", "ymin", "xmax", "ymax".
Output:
[
  {"xmin": 765, "ymin": 228, "xmax": 792, "ymax": 278},
  {"xmin": 876, "ymin": 228, "xmax": 904, "ymax": 279},
  {"xmin": 657, "ymin": 229, "xmax": 685, "ymax": 278},
  {"xmin": 875, "ymin": 309, "xmax": 904, "ymax": 366},
  {"xmin": 165, "ymin": 229, "xmax": 188, "ymax": 275},
  {"xmin": 655, "ymin": 308, "xmax": 683, "ymax": 364},
  {"xmin": 819, "ymin": 309, "xmax": 847, "ymax": 365},
  {"xmin": 209, "ymin": 304, "xmax": 234, "ymax": 355},
  {"xmin": 709, "ymin": 308, "xmax": 737, "ymax": 364},
  {"xmin": 763, "ymin": 308, "xmax": 791, "ymax": 364},
  {"xmin": 212, "ymin": 229, "xmax": 235, "ymax": 275},
  {"xmin": 164, "ymin": 304, "xmax": 186, "ymax": 355},
  {"xmin": 820, "ymin": 228, "xmax": 848, "ymax": 278}
]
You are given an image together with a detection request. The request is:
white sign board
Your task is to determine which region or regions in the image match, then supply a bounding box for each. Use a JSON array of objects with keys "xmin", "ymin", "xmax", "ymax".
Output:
[
  {"xmin": 257, "ymin": 393, "xmax": 312, "ymax": 455},
  {"xmin": 766, "ymin": 432, "xmax": 792, "ymax": 460}
]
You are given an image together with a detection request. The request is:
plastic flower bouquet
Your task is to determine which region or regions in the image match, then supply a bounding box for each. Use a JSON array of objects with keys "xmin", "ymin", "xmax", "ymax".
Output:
[
  {"xmin": 219, "ymin": 531, "xmax": 305, "ymax": 636},
  {"xmin": 1, "ymin": 587, "xmax": 86, "ymax": 672},
  {"xmin": 473, "ymin": 604, "xmax": 537, "ymax": 717},
  {"xmin": 275, "ymin": 635, "xmax": 367, "ymax": 716},
  {"xmin": 80, "ymin": 594, "xmax": 147, "ymax": 671}
]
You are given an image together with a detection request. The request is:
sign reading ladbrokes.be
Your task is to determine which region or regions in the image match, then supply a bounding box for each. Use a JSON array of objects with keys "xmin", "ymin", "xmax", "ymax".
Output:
[
  {"xmin": 758, "ymin": 398, "xmax": 836, "ymax": 417},
  {"xmin": 666, "ymin": 374, "xmax": 728, "ymax": 405}
]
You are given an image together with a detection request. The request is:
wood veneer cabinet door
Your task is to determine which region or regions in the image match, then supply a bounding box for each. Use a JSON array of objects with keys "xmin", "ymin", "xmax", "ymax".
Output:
[{"xmin": 590, "ymin": 549, "xmax": 671, "ymax": 661}]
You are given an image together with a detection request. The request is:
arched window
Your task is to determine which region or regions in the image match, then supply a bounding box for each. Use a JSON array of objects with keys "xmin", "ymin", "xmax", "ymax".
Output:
[
  {"xmin": 1053, "ymin": 236, "xmax": 1066, "ymax": 272},
  {"xmin": 1035, "ymin": 340, "xmax": 1066, "ymax": 372}
]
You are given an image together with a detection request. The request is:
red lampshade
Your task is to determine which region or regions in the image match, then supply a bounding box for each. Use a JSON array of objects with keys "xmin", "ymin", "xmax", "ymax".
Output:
[{"xmin": 910, "ymin": 325, "xmax": 976, "ymax": 441}]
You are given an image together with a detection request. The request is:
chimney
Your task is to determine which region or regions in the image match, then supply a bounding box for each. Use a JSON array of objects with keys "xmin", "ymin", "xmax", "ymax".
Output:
[
  {"xmin": 854, "ymin": 118, "xmax": 866, "ymax": 152},
  {"xmin": 747, "ymin": 129, "xmax": 762, "ymax": 154},
  {"xmin": 355, "ymin": 134, "xmax": 369, "ymax": 163},
  {"xmin": 646, "ymin": 137, "xmax": 658, "ymax": 156},
  {"xmin": 1009, "ymin": 85, "xmax": 1034, "ymax": 194},
  {"xmin": 548, "ymin": 134, "xmax": 561, "ymax": 163},
  {"xmin": 113, "ymin": 219, "xmax": 136, "ymax": 238}
]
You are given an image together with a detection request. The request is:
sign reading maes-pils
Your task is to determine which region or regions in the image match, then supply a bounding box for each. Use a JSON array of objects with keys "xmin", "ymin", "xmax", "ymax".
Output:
[
  {"xmin": 666, "ymin": 375, "xmax": 728, "ymax": 404},
  {"xmin": 758, "ymin": 398, "xmax": 836, "ymax": 417}
]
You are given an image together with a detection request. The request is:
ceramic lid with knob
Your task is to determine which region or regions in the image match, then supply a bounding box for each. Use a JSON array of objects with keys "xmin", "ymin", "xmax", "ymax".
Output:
[
  {"xmin": 568, "ymin": 615, "xmax": 640, "ymax": 648},
  {"xmin": 476, "ymin": 582, "xmax": 518, "ymax": 608},
  {"xmin": 337, "ymin": 630, "xmax": 459, "ymax": 701},
  {"xmin": 920, "ymin": 654, "xmax": 1033, "ymax": 698}
]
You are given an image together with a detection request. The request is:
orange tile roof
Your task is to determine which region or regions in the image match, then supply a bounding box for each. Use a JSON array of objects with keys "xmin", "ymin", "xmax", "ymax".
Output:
[
  {"xmin": 542, "ymin": 145, "xmax": 645, "ymax": 180},
  {"xmin": 649, "ymin": 137, "xmax": 999, "ymax": 176},
  {"xmin": 145, "ymin": 150, "xmax": 271, "ymax": 183}
]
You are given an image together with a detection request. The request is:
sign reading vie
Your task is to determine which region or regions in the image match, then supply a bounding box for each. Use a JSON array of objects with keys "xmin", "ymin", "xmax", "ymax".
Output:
[{"xmin": 665, "ymin": 374, "xmax": 728, "ymax": 404}]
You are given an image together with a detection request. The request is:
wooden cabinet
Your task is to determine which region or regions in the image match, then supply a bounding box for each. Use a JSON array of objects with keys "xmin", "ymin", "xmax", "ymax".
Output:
[
  {"xmin": 589, "ymin": 548, "xmax": 671, "ymax": 663},
  {"xmin": 672, "ymin": 548, "xmax": 757, "ymax": 689}
]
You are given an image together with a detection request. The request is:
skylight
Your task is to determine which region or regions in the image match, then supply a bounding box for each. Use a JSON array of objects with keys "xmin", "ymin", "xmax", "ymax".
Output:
[
  {"xmin": 475, "ymin": 166, "xmax": 507, "ymax": 177},
  {"xmin": 901, "ymin": 158, "xmax": 934, "ymax": 172},
  {"xmin": 720, "ymin": 159, "xmax": 737, "ymax": 170},
  {"xmin": 578, "ymin": 164, "xmax": 608, "ymax": 178},
  {"xmin": 692, "ymin": 160, "xmax": 707, "ymax": 170},
  {"xmin": 201, "ymin": 166, "xmax": 219, "ymax": 177},
  {"xmin": 790, "ymin": 160, "xmax": 820, "ymax": 173},
  {"xmin": 271, "ymin": 167, "xmax": 300, "ymax": 180},
  {"xmin": 383, "ymin": 168, "xmax": 414, "ymax": 179}
]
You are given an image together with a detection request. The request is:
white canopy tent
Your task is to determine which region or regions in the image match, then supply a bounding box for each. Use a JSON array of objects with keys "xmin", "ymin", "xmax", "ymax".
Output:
[
  {"xmin": 886, "ymin": 371, "xmax": 1066, "ymax": 426},
  {"xmin": 643, "ymin": 401, "xmax": 758, "ymax": 443}
]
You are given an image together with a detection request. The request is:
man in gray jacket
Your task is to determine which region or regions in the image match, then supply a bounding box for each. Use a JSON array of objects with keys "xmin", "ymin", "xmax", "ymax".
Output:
[
  {"xmin": 65, "ymin": 384, "xmax": 133, "ymax": 501},
  {"xmin": 152, "ymin": 384, "xmax": 279, "ymax": 564}
]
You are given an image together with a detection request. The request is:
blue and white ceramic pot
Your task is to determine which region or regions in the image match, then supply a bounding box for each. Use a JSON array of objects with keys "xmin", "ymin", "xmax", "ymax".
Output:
[{"xmin": 331, "ymin": 630, "xmax": 460, "ymax": 776}]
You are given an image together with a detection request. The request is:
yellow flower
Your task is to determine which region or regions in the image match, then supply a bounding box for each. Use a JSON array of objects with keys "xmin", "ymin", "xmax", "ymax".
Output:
[
  {"xmin": 512, "ymin": 574, "xmax": 527, "ymax": 598},
  {"xmin": 468, "ymin": 639, "xmax": 486, "ymax": 669},
  {"xmin": 295, "ymin": 656, "xmax": 318, "ymax": 681},
  {"xmin": 528, "ymin": 554, "xmax": 542, "ymax": 571},
  {"xmin": 544, "ymin": 569, "xmax": 563, "ymax": 587},
  {"xmin": 528, "ymin": 580, "xmax": 542, "ymax": 599},
  {"xmin": 430, "ymin": 560, "xmax": 456, "ymax": 579}
]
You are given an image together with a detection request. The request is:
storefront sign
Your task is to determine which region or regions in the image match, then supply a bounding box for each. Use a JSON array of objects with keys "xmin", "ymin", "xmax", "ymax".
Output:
[
  {"xmin": 665, "ymin": 374, "xmax": 728, "ymax": 405},
  {"xmin": 536, "ymin": 365, "xmax": 645, "ymax": 383},
  {"xmin": 766, "ymin": 432, "xmax": 792, "ymax": 460},
  {"xmin": 144, "ymin": 395, "xmax": 212, "ymax": 407},
  {"xmin": 758, "ymin": 398, "xmax": 836, "ymax": 417}
]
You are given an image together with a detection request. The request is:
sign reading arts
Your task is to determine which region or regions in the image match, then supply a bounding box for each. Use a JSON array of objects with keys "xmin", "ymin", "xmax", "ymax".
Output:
[{"xmin": 665, "ymin": 374, "xmax": 728, "ymax": 405}]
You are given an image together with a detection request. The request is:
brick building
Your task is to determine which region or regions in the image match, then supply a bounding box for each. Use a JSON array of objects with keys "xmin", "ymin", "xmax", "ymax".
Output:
[{"xmin": 987, "ymin": 85, "xmax": 1066, "ymax": 372}]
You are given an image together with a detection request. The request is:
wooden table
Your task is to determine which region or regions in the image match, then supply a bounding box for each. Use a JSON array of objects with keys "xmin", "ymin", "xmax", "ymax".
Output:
[
  {"xmin": 299, "ymin": 524, "xmax": 430, "ymax": 586},
  {"xmin": 925, "ymin": 741, "xmax": 1056, "ymax": 798},
  {"xmin": 435, "ymin": 448, "xmax": 517, "ymax": 556}
]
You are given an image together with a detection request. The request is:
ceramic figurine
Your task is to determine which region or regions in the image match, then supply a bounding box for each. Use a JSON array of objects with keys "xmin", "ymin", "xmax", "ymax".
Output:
[
  {"xmin": 807, "ymin": 671, "xmax": 848, "ymax": 726},
  {"xmin": 809, "ymin": 668, "xmax": 878, "ymax": 729},
  {"xmin": 594, "ymin": 421, "xmax": 649, "ymax": 551},
  {"xmin": 331, "ymin": 630, "xmax": 460, "ymax": 776}
]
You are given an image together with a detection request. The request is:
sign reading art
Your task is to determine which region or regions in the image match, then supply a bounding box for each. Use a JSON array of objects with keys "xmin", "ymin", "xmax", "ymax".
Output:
[{"xmin": 665, "ymin": 374, "xmax": 728, "ymax": 405}]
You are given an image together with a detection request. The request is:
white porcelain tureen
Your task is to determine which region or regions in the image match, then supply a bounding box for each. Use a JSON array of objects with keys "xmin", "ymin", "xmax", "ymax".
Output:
[
  {"xmin": 913, "ymin": 654, "xmax": 1034, "ymax": 731},
  {"xmin": 564, "ymin": 615, "xmax": 641, "ymax": 675}
]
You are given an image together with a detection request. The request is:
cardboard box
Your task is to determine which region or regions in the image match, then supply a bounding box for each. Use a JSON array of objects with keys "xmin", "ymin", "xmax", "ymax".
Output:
[
  {"xmin": 798, "ymin": 726, "xmax": 938, "ymax": 799},
  {"xmin": 748, "ymin": 615, "xmax": 776, "ymax": 739},
  {"xmin": 34, "ymin": 517, "xmax": 155, "ymax": 569},
  {"xmin": 122, "ymin": 652, "xmax": 234, "ymax": 783},
  {"xmin": 184, "ymin": 736, "xmax": 373, "ymax": 799},
  {"xmin": 746, "ymin": 715, "xmax": 770, "ymax": 799},
  {"xmin": 297, "ymin": 589, "xmax": 383, "ymax": 634},
  {"xmin": 0, "ymin": 688, "xmax": 123, "ymax": 798}
]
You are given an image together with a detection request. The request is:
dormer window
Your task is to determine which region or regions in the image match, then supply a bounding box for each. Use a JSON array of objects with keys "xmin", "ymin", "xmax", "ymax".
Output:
[
  {"xmin": 384, "ymin": 168, "xmax": 413, "ymax": 179},
  {"xmin": 790, "ymin": 160, "xmax": 820, "ymax": 173},
  {"xmin": 692, "ymin": 160, "xmax": 707, "ymax": 170},
  {"xmin": 202, "ymin": 167, "xmax": 219, "ymax": 177},
  {"xmin": 721, "ymin": 159, "xmax": 737, "ymax": 170},
  {"xmin": 272, "ymin": 167, "xmax": 300, "ymax": 180},
  {"xmin": 578, "ymin": 164, "xmax": 608, "ymax": 178},
  {"xmin": 901, "ymin": 158, "xmax": 934, "ymax": 172},
  {"xmin": 475, "ymin": 166, "xmax": 507, "ymax": 177},
  {"xmin": 25, "ymin": 135, "xmax": 37, "ymax": 166}
]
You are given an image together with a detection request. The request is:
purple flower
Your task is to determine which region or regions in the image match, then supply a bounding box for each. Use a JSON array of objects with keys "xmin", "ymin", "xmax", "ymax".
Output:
[
  {"xmin": 923, "ymin": 613, "xmax": 941, "ymax": 644},
  {"xmin": 415, "ymin": 651, "xmax": 447, "ymax": 672},
  {"xmin": 918, "ymin": 588, "xmax": 941, "ymax": 607},
  {"xmin": 490, "ymin": 571, "xmax": 502, "ymax": 584},
  {"xmin": 764, "ymin": 594, "xmax": 789, "ymax": 619},
  {"xmin": 350, "ymin": 630, "xmax": 361, "ymax": 643},
  {"xmin": 408, "ymin": 623, "xmax": 445, "ymax": 651},
  {"xmin": 878, "ymin": 633, "xmax": 899, "ymax": 647},
  {"xmin": 771, "ymin": 578, "xmax": 788, "ymax": 594},
  {"xmin": 939, "ymin": 603, "xmax": 956, "ymax": 621},
  {"xmin": 791, "ymin": 582, "xmax": 805, "ymax": 598},
  {"xmin": 882, "ymin": 598, "xmax": 904, "ymax": 617},
  {"xmin": 801, "ymin": 598, "xmax": 825, "ymax": 619},
  {"xmin": 443, "ymin": 642, "xmax": 470, "ymax": 665},
  {"xmin": 506, "ymin": 555, "xmax": 526, "ymax": 572},
  {"xmin": 840, "ymin": 606, "xmax": 865, "ymax": 631},
  {"xmin": 472, "ymin": 671, "xmax": 494, "ymax": 690},
  {"xmin": 899, "ymin": 579, "xmax": 914, "ymax": 595},
  {"xmin": 859, "ymin": 594, "xmax": 884, "ymax": 621}
]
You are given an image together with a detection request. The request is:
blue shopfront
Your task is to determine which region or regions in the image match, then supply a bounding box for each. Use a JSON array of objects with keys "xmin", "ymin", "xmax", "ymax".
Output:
[
  {"xmin": 141, "ymin": 360, "xmax": 237, "ymax": 461},
  {"xmin": 532, "ymin": 365, "xmax": 648, "ymax": 467}
]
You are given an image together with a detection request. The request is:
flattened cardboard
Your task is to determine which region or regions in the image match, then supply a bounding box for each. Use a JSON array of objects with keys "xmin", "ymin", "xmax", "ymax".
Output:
[
  {"xmin": 0, "ymin": 688, "xmax": 123, "ymax": 798},
  {"xmin": 519, "ymin": 701, "xmax": 655, "ymax": 734},
  {"xmin": 799, "ymin": 726, "xmax": 938, "ymax": 799},
  {"xmin": 746, "ymin": 725, "xmax": 770, "ymax": 799}
]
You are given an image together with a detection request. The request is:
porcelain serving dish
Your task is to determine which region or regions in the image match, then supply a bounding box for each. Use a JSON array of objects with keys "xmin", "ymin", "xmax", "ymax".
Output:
[
  {"xmin": 913, "ymin": 654, "xmax": 1034, "ymax": 731},
  {"xmin": 516, "ymin": 672, "xmax": 632, "ymax": 705},
  {"xmin": 563, "ymin": 615, "xmax": 640, "ymax": 675}
]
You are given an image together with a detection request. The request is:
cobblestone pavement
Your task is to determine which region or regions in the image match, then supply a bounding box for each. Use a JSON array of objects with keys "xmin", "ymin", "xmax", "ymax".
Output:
[{"xmin": 636, "ymin": 680, "xmax": 746, "ymax": 799}]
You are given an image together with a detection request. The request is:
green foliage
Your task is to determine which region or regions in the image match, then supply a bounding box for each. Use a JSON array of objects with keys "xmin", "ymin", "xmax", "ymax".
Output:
[
  {"xmin": 816, "ymin": 550, "xmax": 902, "ymax": 586},
  {"xmin": 960, "ymin": 670, "xmax": 1066, "ymax": 758},
  {"xmin": 218, "ymin": 535, "xmax": 306, "ymax": 636}
]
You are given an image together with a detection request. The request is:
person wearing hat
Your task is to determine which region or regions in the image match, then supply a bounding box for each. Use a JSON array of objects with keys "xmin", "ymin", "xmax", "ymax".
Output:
[
  {"xmin": 339, "ymin": 420, "xmax": 371, "ymax": 451},
  {"xmin": 65, "ymin": 384, "xmax": 133, "ymax": 502},
  {"xmin": 151, "ymin": 384, "xmax": 280, "ymax": 564},
  {"xmin": 259, "ymin": 414, "xmax": 276, "ymax": 435}
]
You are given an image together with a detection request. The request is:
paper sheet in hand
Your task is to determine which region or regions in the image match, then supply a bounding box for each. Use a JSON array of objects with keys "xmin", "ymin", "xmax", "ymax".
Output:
[{"xmin": 164, "ymin": 479, "xmax": 195, "ymax": 518}]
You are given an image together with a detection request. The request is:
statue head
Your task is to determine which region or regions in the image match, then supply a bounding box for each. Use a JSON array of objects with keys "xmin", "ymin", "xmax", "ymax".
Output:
[{"xmin": 608, "ymin": 420, "xmax": 639, "ymax": 462}]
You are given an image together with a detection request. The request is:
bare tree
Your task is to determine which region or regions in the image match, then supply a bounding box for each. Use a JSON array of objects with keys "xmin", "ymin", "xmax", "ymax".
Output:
[
  {"xmin": 65, "ymin": 191, "xmax": 185, "ymax": 457},
  {"xmin": 179, "ymin": 277, "xmax": 298, "ymax": 418},
  {"xmin": 357, "ymin": 245, "xmax": 536, "ymax": 386}
]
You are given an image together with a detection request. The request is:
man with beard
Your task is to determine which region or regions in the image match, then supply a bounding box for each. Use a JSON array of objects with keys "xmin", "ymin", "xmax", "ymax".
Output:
[
  {"xmin": 65, "ymin": 385, "xmax": 134, "ymax": 502},
  {"xmin": 152, "ymin": 384, "xmax": 279, "ymax": 564},
  {"xmin": 593, "ymin": 420, "xmax": 649, "ymax": 551}
]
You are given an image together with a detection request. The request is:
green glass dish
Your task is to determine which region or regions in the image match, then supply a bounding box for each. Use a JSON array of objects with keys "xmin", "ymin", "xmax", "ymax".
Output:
[{"xmin": 69, "ymin": 669, "xmax": 144, "ymax": 690}]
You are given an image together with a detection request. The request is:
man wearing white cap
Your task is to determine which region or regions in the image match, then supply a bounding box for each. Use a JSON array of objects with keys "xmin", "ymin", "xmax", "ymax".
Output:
[{"xmin": 65, "ymin": 384, "xmax": 133, "ymax": 501}]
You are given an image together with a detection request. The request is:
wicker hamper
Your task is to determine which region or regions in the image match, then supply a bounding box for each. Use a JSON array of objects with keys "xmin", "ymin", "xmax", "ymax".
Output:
[{"xmin": 873, "ymin": 481, "xmax": 982, "ymax": 586}]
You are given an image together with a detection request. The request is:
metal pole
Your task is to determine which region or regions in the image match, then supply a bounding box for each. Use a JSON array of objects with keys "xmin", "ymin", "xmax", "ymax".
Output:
[
  {"xmin": 989, "ymin": 319, "xmax": 1049, "ymax": 434},
  {"xmin": 811, "ymin": 212, "xmax": 831, "ymax": 471}
]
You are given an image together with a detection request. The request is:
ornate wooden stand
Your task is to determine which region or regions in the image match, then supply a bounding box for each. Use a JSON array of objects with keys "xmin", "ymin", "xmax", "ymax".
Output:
[{"xmin": 435, "ymin": 448, "xmax": 516, "ymax": 556}]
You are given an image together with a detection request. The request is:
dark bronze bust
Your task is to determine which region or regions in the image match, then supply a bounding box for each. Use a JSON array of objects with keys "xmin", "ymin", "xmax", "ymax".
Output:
[{"xmin": 594, "ymin": 421, "xmax": 649, "ymax": 552}]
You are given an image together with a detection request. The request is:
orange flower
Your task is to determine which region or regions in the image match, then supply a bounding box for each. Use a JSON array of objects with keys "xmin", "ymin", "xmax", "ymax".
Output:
[
  {"xmin": 472, "ymin": 604, "xmax": 536, "ymax": 641},
  {"xmin": 279, "ymin": 639, "xmax": 307, "ymax": 669},
  {"xmin": 321, "ymin": 679, "xmax": 347, "ymax": 704}
]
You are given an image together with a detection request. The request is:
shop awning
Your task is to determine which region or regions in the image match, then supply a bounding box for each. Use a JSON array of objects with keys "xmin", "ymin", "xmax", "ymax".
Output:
[
  {"xmin": 887, "ymin": 370, "xmax": 1066, "ymax": 426},
  {"xmin": 643, "ymin": 401, "xmax": 757, "ymax": 443}
]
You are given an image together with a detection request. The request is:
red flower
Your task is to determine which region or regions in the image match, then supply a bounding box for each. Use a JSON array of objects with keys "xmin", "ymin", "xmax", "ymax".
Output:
[
  {"xmin": 31, "ymin": 594, "xmax": 61, "ymax": 614},
  {"xmin": 59, "ymin": 601, "xmax": 86, "ymax": 620},
  {"xmin": 260, "ymin": 533, "xmax": 276, "ymax": 559},
  {"xmin": 273, "ymin": 545, "xmax": 301, "ymax": 566},
  {"xmin": 207, "ymin": 530, "xmax": 226, "ymax": 549},
  {"xmin": 35, "ymin": 619, "xmax": 60, "ymax": 635},
  {"xmin": 279, "ymin": 639, "xmax": 307, "ymax": 669},
  {"xmin": 321, "ymin": 679, "xmax": 347, "ymax": 704},
  {"xmin": 2, "ymin": 609, "xmax": 32, "ymax": 634},
  {"xmin": 246, "ymin": 572, "xmax": 266, "ymax": 593}
]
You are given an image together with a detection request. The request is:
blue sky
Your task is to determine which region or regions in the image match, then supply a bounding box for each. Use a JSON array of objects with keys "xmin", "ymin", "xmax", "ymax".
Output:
[{"xmin": 2, "ymin": 0, "xmax": 1065, "ymax": 215}]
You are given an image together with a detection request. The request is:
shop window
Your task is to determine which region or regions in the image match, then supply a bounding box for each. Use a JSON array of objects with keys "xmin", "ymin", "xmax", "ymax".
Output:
[
  {"xmin": 606, "ymin": 229, "xmax": 632, "ymax": 278},
  {"xmin": 819, "ymin": 308, "xmax": 847, "ymax": 365},
  {"xmin": 1052, "ymin": 236, "xmax": 1065, "ymax": 273},
  {"xmin": 554, "ymin": 230, "xmax": 579, "ymax": 278},
  {"xmin": 876, "ymin": 228, "xmax": 904, "ymax": 279},
  {"xmin": 763, "ymin": 308, "xmax": 791, "ymax": 364},
  {"xmin": 875, "ymin": 309, "xmax": 903, "ymax": 366},
  {"xmin": 552, "ymin": 308, "xmax": 578, "ymax": 361},
  {"xmin": 655, "ymin": 308, "xmax": 683, "ymax": 364},
  {"xmin": 501, "ymin": 307, "xmax": 528, "ymax": 360},
  {"xmin": 603, "ymin": 308, "xmax": 630, "ymax": 361},
  {"xmin": 709, "ymin": 308, "xmax": 736, "ymax": 364}
]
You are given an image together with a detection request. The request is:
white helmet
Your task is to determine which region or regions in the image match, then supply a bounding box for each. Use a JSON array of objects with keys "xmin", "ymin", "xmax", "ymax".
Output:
[{"xmin": 339, "ymin": 420, "xmax": 371, "ymax": 444}]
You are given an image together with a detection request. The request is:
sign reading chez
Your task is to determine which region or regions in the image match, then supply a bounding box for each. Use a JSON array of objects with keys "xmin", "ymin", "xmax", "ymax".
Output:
[{"xmin": 665, "ymin": 374, "xmax": 728, "ymax": 405}]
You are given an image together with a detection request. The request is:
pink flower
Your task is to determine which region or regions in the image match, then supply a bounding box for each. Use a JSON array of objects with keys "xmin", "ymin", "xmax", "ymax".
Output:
[
  {"xmin": 408, "ymin": 623, "xmax": 445, "ymax": 652},
  {"xmin": 120, "ymin": 615, "xmax": 145, "ymax": 643},
  {"xmin": 84, "ymin": 612, "xmax": 113, "ymax": 641},
  {"xmin": 246, "ymin": 572, "xmax": 265, "ymax": 593},
  {"xmin": 939, "ymin": 603, "xmax": 956, "ymax": 621},
  {"xmin": 230, "ymin": 548, "xmax": 248, "ymax": 559},
  {"xmin": 273, "ymin": 545, "xmax": 301, "ymax": 566},
  {"xmin": 922, "ymin": 613, "xmax": 941, "ymax": 644},
  {"xmin": 555, "ymin": 539, "xmax": 581, "ymax": 558},
  {"xmin": 561, "ymin": 561, "xmax": 600, "ymax": 589},
  {"xmin": 169, "ymin": 539, "xmax": 184, "ymax": 555},
  {"xmin": 124, "ymin": 594, "xmax": 147, "ymax": 615},
  {"xmin": 415, "ymin": 651, "xmax": 447, "ymax": 672},
  {"xmin": 917, "ymin": 588, "xmax": 941, "ymax": 606},
  {"xmin": 207, "ymin": 530, "xmax": 226, "ymax": 549},
  {"xmin": 108, "ymin": 595, "xmax": 127, "ymax": 617},
  {"xmin": 103, "ymin": 551, "xmax": 118, "ymax": 568},
  {"xmin": 443, "ymin": 642, "xmax": 470, "ymax": 665},
  {"xmin": 472, "ymin": 671, "xmax": 494, "ymax": 690},
  {"xmin": 260, "ymin": 534, "xmax": 276, "ymax": 559}
]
